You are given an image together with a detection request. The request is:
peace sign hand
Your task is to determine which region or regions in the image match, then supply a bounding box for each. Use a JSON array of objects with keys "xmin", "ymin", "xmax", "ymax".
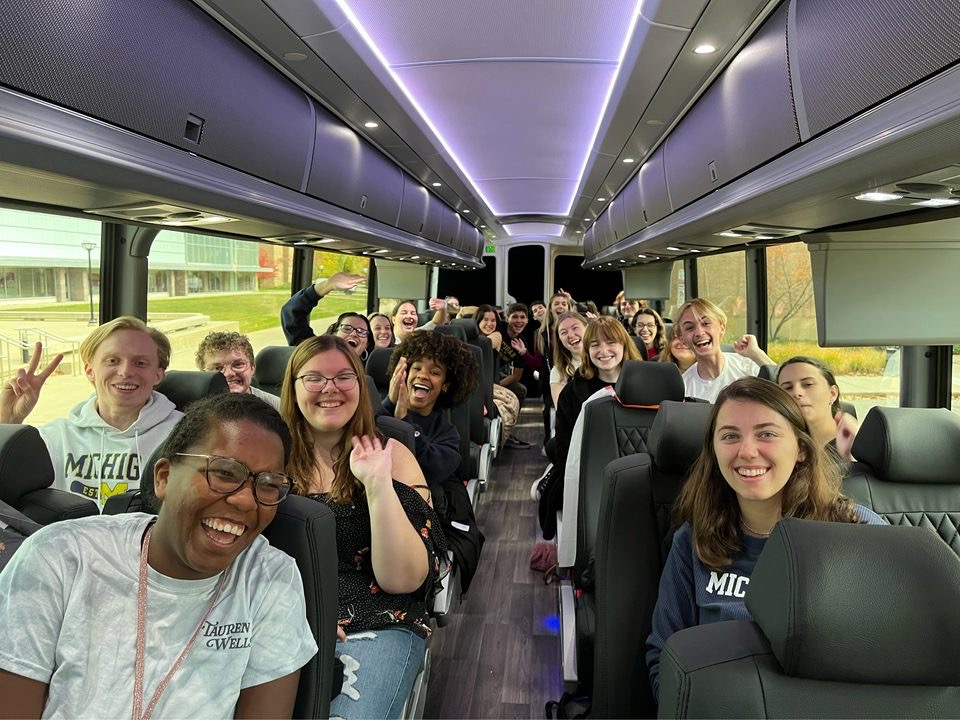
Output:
[{"xmin": 0, "ymin": 342, "xmax": 63, "ymax": 424}]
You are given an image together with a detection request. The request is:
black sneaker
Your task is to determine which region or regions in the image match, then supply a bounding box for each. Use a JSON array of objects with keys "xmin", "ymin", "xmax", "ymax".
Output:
[
  {"xmin": 505, "ymin": 436, "xmax": 533, "ymax": 448},
  {"xmin": 531, "ymin": 463, "xmax": 554, "ymax": 500}
]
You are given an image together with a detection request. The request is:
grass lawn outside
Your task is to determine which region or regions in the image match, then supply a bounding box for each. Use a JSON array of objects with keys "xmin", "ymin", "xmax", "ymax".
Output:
[{"xmin": 5, "ymin": 291, "xmax": 368, "ymax": 334}]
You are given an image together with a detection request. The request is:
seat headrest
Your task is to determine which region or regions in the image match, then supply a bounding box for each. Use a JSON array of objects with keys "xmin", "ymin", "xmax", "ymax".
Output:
[
  {"xmin": 253, "ymin": 346, "xmax": 294, "ymax": 386},
  {"xmin": 434, "ymin": 324, "xmax": 467, "ymax": 342},
  {"xmin": 615, "ymin": 360, "xmax": 685, "ymax": 407},
  {"xmin": 648, "ymin": 400, "xmax": 713, "ymax": 474},
  {"xmin": 851, "ymin": 407, "xmax": 960, "ymax": 484},
  {"xmin": 365, "ymin": 347, "xmax": 395, "ymax": 394},
  {"xmin": 155, "ymin": 371, "xmax": 229, "ymax": 412},
  {"xmin": 451, "ymin": 318, "xmax": 479, "ymax": 341},
  {"xmin": 0, "ymin": 424, "xmax": 55, "ymax": 505},
  {"xmin": 747, "ymin": 518, "xmax": 960, "ymax": 686}
]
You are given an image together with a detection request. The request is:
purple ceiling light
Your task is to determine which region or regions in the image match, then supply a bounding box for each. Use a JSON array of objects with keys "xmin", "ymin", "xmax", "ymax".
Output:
[
  {"xmin": 333, "ymin": 0, "xmax": 644, "ymax": 220},
  {"xmin": 503, "ymin": 223, "xmax": 565, "ymax": 238}
]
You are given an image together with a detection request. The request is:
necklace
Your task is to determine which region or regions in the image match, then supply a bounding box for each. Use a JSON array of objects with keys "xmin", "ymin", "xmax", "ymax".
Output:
[
  {"xmin": 740, "ymin": 519, "xmax": 773, "ymax": 537},
  {"xmin": 132, "ymin": 524, "xmax": 228, "ymax": 720}
]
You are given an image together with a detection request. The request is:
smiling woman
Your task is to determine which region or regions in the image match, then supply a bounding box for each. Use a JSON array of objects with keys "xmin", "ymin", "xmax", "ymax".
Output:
[
  {"xmin": 645, "ymin": 377, "xmax": 886, "ymax": 699},
  {"xmin": 0, "ymin": 392, "xmax": 316, "ymax": 719}
]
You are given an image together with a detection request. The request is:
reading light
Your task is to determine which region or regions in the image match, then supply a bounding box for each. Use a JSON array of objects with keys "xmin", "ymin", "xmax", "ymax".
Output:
[
  {"xmin": 753, "ymin": 234, "xmax": 775, "ymax": 240},
  {"xmin": 694, "ymin": 44, "xmax": 717, "ymax": 54},
  {"xmin": 462, "ymin": 209, "xmax": 470, "ymax": 214},
  {"xmin": 597, "ymin": 197, "xmax": 607, "ymax": 202},
  {"xmin": 622, "ymin": 158, "xmax": 635, "ymax": 164},
  {"xmin": 912, "ymin": 198, "xmax": 960, "ymax": 207},
  {"xmin": 431, "ymin": 182, "xmax": 442, "ymax": 187},
  {"xmin": 375, "ymin": 249, "xmax": 389, "ymax": 253},
  {"xmin": 666, "ymin": 246, "xmax": 682, "ymax": 251},
  {"xmin": 363, "ymin": 121, "xmax": 379, "ymax": 129},
  {"xmin": 854, "ymin": 192, "xmax": 903, "ymax": 202},
  {"xmin": 718, "ymin": 231, "xmax": 742, "ymax": 237}
]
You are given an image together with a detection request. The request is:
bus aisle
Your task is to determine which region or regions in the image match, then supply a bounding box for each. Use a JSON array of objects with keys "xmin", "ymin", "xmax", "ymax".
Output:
[{"xmin": 424, "ymin": 398, "xmax": 562, "ymax": 718}]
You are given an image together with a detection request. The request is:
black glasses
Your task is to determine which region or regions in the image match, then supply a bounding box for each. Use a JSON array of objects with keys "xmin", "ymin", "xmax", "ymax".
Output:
[
  {"xmin": 337, "ymin": 323, "xmax": 368, "ymax": 338},
  {"xmin": 174, "ymin": 453, "xmax": 291, "ymax": 506},
  {"xmin": 296, "ymin": 372, "xmax": 358, "ymax": 393}
]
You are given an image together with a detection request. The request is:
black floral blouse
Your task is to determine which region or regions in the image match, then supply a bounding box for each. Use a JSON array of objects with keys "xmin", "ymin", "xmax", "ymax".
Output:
[{"xmin": 308, "ymin": 481, "xmax": 447, "ymax": 638}]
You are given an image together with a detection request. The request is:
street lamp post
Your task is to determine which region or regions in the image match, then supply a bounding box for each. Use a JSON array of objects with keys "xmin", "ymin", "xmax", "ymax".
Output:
[{"xmin": 80, "ymin": 242, "xmax": 97, "ymax": 325}]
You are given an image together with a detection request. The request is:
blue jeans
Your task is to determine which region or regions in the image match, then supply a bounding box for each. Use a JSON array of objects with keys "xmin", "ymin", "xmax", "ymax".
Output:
[{"xmin": 330, "ymin": 627, "xmax": 426, "ymax": 720}]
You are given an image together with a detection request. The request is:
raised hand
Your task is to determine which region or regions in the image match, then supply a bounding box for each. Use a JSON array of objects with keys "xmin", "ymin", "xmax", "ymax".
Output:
[
  {"xmin": 349, "ymin": 434, "xmax": 393, "ymax": 491},
  {"xmin": 732, "ymin": 334, "xmax": 758, "ymax": 355},
  {"xmin": 315, "ymin": 271, "xmax": 365, "ymax": 296},
  {"xmin": 835, "ymin": 411, "xmax": 861, "ymax": 462},
  {"xmin": 510, "ymin": 336, "xmax": 527, "ymax": 355},
  {"xmin": 428, "ymin": 297, "xmax": 446, "ymax": 312},
  {"xmin": 0, "ymin": 342, "xmax": 63, "ymax": 424},
  {"xmin": 388, "ymin": 356, "xmax": 409, "ymax": 419}
]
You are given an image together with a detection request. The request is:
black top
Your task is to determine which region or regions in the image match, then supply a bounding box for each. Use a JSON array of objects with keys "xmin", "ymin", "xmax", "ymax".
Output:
[
  {"xmin": 554, "ymin": 374, "xmax": 609, "ymax": 469},
  {"xmin": 280, "ymin": 284, "xmax": 321, "ymax": 346},
  {"xmin": 308, "ymin": 481, "xmax": 447, "ymax": 638},
  {"xmin": 379, "ymin": 398, "xmax": 461, "ymax": 488}
]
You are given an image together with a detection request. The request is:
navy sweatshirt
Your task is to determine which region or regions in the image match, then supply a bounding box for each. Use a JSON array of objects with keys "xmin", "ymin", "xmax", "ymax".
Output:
[
  {"xmin": 646, "ymin": 505, "xmax": 887, "ymax": 698},
  {"xmin": 280, "ymin": 284, "xmax": 321, "ymax": 346}
]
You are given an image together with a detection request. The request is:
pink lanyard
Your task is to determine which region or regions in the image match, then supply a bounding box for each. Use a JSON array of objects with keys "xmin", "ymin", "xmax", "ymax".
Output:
[{"xmin": 132, "ymin": 525, "xmax": 228, "ymax": 720}]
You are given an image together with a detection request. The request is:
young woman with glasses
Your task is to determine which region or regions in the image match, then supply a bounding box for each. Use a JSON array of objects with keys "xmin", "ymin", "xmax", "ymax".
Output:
[
  {"xmin": 0, "ymin": 392, "xmax": 316, "ymax": 718},
  {"xmin": 281, "ymin": 271, "xmax": 367, "ymax": 346},
  {"xmin": 631, "ymin": 307, "xmax": 666, "ymax": 360},
  {"xmin": 280, "ymin": 335, "xmax": 445, "ymax": 719}
]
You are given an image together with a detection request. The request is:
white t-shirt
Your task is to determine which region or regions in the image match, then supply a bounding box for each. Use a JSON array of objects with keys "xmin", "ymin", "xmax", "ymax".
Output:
[
  {"xmin": 549, "ymin": 358, "xmax": 582, "ymax": 385},
  {"xmin": 0, "ymin": 513, "xmax": 317, "ymax": 719},
  {"xmin": 682, "ymin": 352, "xmax": 760, "ymax": 402}
]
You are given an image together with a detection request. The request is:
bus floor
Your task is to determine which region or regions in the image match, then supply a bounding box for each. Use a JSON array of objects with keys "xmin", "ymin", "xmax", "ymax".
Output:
[{"xmin": 423, "ymin": 398, "xmax": 563, "ymax": 719}]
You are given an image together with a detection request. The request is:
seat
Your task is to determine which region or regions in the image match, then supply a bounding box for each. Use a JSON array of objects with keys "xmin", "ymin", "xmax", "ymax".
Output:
[
  {"xmin": 365, "ymin": 346, "xmax": 394, "ymax": 400},
  {"xmin": 156, "ymin": 370, "xmax": 228, "ymax": 411},
  {"xmin": 658, "ymin": 518, "xmax": 960, "ymax": 718},
  {"xmin": 844, "ymin": 406, "xmax": 960, "ymax": 557},
  {"xmin": 591, "ymin": 400, "xmax": 714, "ymax": 718},
  {"xmin": 253, "ymin": 345, "xmax": 294, "ymax": 397},
  {"xmin": 557, "ymin": 361, "xmax": 686, "ymax": 691},
  {"xmin": 262, "ymin": 495, "xmax": 340, "ymax": 720},
  {"xmin": 452, "ymin": 317, "xmax": 501, "ymax": 457},
  {"xmin": 0, "ymin": 424, "xmax": 99, "ymax": 524}
]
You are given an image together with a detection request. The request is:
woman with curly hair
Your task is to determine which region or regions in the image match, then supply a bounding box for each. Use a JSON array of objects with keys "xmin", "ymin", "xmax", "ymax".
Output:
[
  {"xmin": 279, "ymin": 335, "xmax": 445, "ymax": 719},
  {"xmin": 381, "ymin": 331, "xmax": 485, "ymax": 594},
  {"xmin": 645, "ymin": 377, "xmax": 885, "ymax": 698},
  {"xmin": 382, "ymin": 330, "xmax": 478, "ymax": 487}
]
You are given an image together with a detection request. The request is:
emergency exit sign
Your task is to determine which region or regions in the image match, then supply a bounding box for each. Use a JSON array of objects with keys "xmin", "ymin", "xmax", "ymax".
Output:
[{"xmin": 484, "ymin": 245, "xmax": 496, "ymax": 254}]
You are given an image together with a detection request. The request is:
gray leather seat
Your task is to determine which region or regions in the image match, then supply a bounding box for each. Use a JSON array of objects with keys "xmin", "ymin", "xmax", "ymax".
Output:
[
  {"xmin": 253, "ymin": 345, "xmax": 293, "ymax": 398},
  {"xmin": 558, "ymin": 361, "xmax": 686, "ymax": 691},
  {"xmin": 592, "ymin": 400, "xmax": 713, "ymax": 718},
  {"xmin": 659, "ymin": 518, "xmax": 960, "ymax": 718},
  {"xmin": 0, "ymin": 424, "xmax": 99, "ymax": 524},
  {"xmin": 156, "ymin": 370, "xmax": 228, "ymax": 411},
  {"xmin": 844, "ymin": 406, "xmax": 960, "ymax": 556}
]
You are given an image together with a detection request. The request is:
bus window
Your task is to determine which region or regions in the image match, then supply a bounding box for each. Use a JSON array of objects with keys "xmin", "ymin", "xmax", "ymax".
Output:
[
  {"xmin": 437, "ymin": 256, "xmax": 495, "ymax": 307},
  {"xmin": 553, "ymin": 254, "xmax": 612, "ymax": 310},
  {"xmin": 507, "ymin": 245, "xmax": 544, "ymax": 306},
  {"xmin": 146, "ymin": 237, "xmax": 368, "ymax": 372},
  {"xmin": 696, "ymin": 252, "xmax": 747, "ymax": 338},
  {"xmin": 765, "ymin": 243, "xmax": 900, "ymax": 417}
]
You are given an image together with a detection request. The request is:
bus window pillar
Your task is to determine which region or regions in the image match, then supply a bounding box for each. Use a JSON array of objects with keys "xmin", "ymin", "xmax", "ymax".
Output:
[{"xmin": 900, "ymin": 345, "xmax": 953, "ymax": 409}]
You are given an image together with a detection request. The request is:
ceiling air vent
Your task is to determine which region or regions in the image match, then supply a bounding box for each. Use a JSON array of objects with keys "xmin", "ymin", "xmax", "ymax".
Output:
[{"xmin": 85, "ymin": 202, "xmax": 237, "ymax": 226}]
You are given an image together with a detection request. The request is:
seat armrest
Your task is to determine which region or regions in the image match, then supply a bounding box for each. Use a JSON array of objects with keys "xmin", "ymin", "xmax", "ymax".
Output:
[{"xmin": 19, "ymin": 488, "xmax": 98, "ymax": 524}]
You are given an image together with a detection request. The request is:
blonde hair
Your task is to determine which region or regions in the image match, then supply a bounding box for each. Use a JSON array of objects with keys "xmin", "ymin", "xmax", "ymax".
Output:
[
  {"xmin": 551, "ymin": 311, "xmax": 588, "ymax": 380},
  {"xmin": 579, "ymin": 316, "xmax": 642, "ymax": 380},
  {"xmin": 280, "ymin": 335, "xmax": 376, "ymax": 503},
  {"xmin": 675, "ymin": 297, "xmax": 727, "ymax": 330},
  {"xmin": 79, "ymin": 316, "xmax": 171, "ymax": 369}
]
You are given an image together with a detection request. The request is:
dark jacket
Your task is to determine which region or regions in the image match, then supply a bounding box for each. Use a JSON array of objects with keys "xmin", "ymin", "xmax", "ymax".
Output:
[{"xmin": 280, "ymin": 285, "xmax": 321, "ymax": 346}]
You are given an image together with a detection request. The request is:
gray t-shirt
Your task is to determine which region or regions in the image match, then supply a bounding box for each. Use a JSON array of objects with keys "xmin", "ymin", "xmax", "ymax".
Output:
[{"xmin": 0, "ymin": 513, "xmax": 317, "ymax": 719}]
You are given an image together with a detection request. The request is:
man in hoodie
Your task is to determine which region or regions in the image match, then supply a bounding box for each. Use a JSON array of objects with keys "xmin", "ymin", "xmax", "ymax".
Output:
[{"xmin": 0, "ymin": 316, "xmax": 182, "ymax": 510}]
